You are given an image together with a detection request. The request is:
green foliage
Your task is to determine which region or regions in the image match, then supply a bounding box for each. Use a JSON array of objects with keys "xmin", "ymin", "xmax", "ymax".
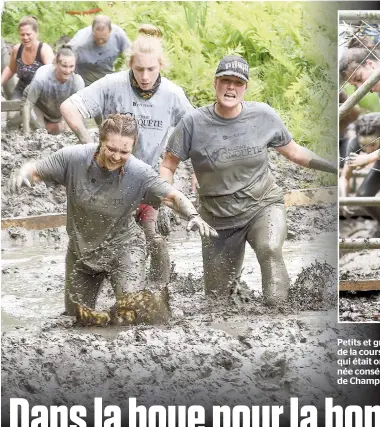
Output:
[
  {"xmin": 1, "ymin": 2, "xmax": 98, "ymax": 43},
  {"xmin": 1, "ymin": 1, "xmax": 338, "ymax": 185}
]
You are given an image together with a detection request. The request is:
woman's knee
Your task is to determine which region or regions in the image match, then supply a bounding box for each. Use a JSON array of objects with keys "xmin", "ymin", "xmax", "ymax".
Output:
[{"xmin": 255, "ymin": 240, "xmax": 283, "ymax": 261}]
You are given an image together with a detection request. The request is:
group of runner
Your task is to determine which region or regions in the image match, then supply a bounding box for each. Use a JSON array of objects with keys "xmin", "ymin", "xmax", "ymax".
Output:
[
  {"xmin": 3, "ymin": 14, "xmax": 337, "ymax": 322},
  {"xmin": 339, "ymin": 37, "xmax": 380, "ymax": 235}
]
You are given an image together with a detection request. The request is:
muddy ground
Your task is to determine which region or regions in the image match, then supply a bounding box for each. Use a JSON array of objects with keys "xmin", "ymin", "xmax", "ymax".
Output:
[
  {"xmin": 339, "ymin": 217, "xmax": 380, "ymax": 322},
  {"xmin": 3, "ymin": 129, "xmax": 367, "ymax": 422}
]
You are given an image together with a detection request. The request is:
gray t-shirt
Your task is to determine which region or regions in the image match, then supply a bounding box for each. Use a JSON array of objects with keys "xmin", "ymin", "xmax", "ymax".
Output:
[
  {"xmin": 34, "ymin": 144, "xmax": 172, "ymax": 263},
  {"xmin": 23, "ymin": 64, "xmax": 85, "ymax": 122},
  {"xmin": 69, "ymin": 71, "xmax": 194, "ymax": 167},
  {"xmin": 69, "ymin": 24, "xmax": 131, "ymax": 86},
  {"xmin": 166, "ymin": 102, "xmax": 292, "ymax": 229}
]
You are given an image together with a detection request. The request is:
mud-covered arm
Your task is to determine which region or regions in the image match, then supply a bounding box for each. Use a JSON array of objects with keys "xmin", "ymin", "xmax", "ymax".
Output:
[
  {"xmin": 9, "ymin": 146, "xmax": 74, "ymax": 192},
  {"xmin": 1, "ymin": 45, "xmax": 17, "ymax": 86},
  {"xmin": 162, "ymin": 189, "xmax": 217, "ymax": 237},
  {"xmin": 160, "ymin": 152, "xmax": 181, "ymax": 184},
  {"xmin": 339, "ymin": 162, "xmax": 353, "ymax": 198},
  {"xmin": 9, "ymin": 162, "xmax": 42, "ymax": 192},
  {"xmin": 22, "ymin": 81, "xmax": 43, "ymax": 135},
  {"xmin": 60, "ymin": 98, "xmax": 93, "ymax": 144},
  {"xmin": 160, "ymin": 118, "xmax": 192, "ymax": 183},
  {"xmin": 276, "ymin": 139, "xmax": 337, "ymax": 173}
]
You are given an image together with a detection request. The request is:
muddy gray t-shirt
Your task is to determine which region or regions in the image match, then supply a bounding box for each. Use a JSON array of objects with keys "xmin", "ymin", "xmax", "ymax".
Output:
[
  {"xmin": 34, "ymin": 144, "xmax": 172, "ymax": 261},
  {"xmin": 69, "ymin": 24, "xmax": 131, "ymax": 86},
  {"xmin": 167, "ymin": 102, "xmax": 292, "ymax": 229},
  {"xmin": 69, "ymin": 71, "xmax": 194, "ymax": 167},
  {"xmin": 23, "ymin": 64, "xmax": 85, "ymax": 122}
]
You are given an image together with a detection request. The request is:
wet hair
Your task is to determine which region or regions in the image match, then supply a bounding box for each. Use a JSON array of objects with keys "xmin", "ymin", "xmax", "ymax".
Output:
[
  {"xmin": 339, "ymin": 47, "xmax": 380, "ymax": 80},
  {"xmin": 128, "ymin": 24, "xmax": 165, "ymax": 67},
  {"xmin": 347, "ymin": 35, "xmax": 375, "ymax": 49},
  {"xmin": 55, "ymin": 45, "xmax": 77, "ymax": 63},
  {"xmin": 18, "ymin": 16, "xmax": 38, "ymax": 32},
  {"xmin": 355, "ymin": 113, "xmax": 380, "ymax": 137},
  {"xmin": 99, "ymin": 113, "xmax": 139, "ymax": 143},
  {"xmin": 92, "ymin": 15, "xmax": 112, "ymax": 31}
]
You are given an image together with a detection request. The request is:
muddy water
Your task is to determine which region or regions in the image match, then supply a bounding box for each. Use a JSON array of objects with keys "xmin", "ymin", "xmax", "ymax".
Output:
[{"xmin": 1, "ymin": 231, "xmax": 336, "ymax": 331}]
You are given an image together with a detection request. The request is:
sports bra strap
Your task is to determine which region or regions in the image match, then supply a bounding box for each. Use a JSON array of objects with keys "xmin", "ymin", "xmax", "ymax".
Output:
[
  {"xmin": 16, "ymin": 44, "xmax": 23, "ymax": 60},
  {"xmin": 36, "ymin": 42, "xmax": 43, "ymax": 63}
]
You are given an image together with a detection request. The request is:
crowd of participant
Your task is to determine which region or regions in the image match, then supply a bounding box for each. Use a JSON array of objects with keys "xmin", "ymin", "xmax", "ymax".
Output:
[{"xmin": 3, "ymin": 15, "xmax": 337, "ymax": 323}]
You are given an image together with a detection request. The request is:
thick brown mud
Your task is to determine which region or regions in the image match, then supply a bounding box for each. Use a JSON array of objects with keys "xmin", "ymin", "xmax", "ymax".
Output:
[{"xmin": 1, "ymin": 129, "xmax": 342, "ymax": 417}]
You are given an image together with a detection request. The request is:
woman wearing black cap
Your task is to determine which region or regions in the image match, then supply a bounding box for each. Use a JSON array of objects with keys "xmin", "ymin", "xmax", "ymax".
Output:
[{"xmin": 160, "ymin": 55, "xmax": 337, "ymax": 306}]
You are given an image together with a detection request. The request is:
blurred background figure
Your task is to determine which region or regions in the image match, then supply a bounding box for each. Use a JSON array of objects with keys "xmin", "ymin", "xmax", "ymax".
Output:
[
  {"xmin": 339, "ymin": 113, "xmax": 380, "ymax": 236},
  {"xmin": 22, "ymin": 45, "xmax": 85, "ymax": 135},
  {"xmin": 68, "ymin": 15, "xmax": 131, "ymax": 87},
  {"xmin": 1, "ymin": 16, "xmax": 54, "ymax": 129},
  {"xmin": 1, "ymin": 38, "xmax": 17, "ymax": 100}
]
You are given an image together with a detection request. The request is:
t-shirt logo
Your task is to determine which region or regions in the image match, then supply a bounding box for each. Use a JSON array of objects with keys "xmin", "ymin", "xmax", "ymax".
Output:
[{"xmin": 208, "ymin": 145, "xmax": 263, "ymax": 163}]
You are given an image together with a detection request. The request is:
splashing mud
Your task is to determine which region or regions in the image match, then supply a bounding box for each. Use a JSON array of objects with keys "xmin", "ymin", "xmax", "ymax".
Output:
[{"xmin": 2, "ymin": 129, "xmax": 344, "ymax": 420}]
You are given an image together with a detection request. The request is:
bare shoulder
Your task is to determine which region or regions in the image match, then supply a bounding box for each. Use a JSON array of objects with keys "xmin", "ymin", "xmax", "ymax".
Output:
[
  {"xmin": 11, "ymin": 43, "xmax": 21, "ymax": 54},
  {"xmin": 41, "ymin": 43, "xmax": 55, "ymax": 64}
]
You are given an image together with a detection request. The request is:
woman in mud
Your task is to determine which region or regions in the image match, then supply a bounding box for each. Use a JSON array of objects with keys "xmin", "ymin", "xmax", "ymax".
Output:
[
  {"xmin": 339, "ymin": 47, "xmax": 380, "ymax": 234},
  {"xmin": 160, "ymin": 55, "xmax": 337, "ymax": 306},
  {"xmin": 60, "ymin": 24, "xmax": 194, "ymax": 285},
  {"xmin": 22, "ymin": 45, "xmax": 85, "ymax": 135},
  {"xmin": 9, "ymin": 113, "xmax": 216, "ymax": 318},
  {"xmin": 1, "ymin": 16, "xmax": 54, "ymax": 99}
]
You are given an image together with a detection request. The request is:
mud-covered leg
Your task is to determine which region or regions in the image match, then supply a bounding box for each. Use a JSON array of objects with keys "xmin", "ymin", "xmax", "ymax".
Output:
[
  {"xmin": 110, "ymin": 232, "xmax": 170, "ymax": 325},
  {"xmin": 138, "ymin": 205, "xmax": 170, "ymax": 284},
  {"xmin": 247, "ymin": 203, "xmax": 289, "ymax": 306},
  {"xmin": 201, "ymin": 229, "xmax": 246, "ymax": 297},
  {"xmin": 64, "ymin": 248, "xmax": 105, "ymax": 316},
  {"xmin": 110, "ymin": 232, "xmax": 147, "ymax": 296}
]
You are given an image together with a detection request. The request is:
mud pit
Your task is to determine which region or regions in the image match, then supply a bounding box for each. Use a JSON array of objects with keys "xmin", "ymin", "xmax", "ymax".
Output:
[
  {"xmin": 339, "ymin": 217, "xmax": 380, "ymax": 322},
  {"xmin": 2, "ymin": 130, "xmax": 344, "ymax": 420}
]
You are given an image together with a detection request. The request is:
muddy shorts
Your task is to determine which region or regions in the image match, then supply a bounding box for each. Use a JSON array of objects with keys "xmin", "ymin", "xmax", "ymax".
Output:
[
  {"xmin": 201, "ymin": 202, "xmax": 288, "ymax": 300},
  {"xmin": 65, "ymin": 236, "xmax": 146, "ymax": 315},
  {"xmin": 136, "ymin": 203, "xmax": 158, "ymax": 226}
]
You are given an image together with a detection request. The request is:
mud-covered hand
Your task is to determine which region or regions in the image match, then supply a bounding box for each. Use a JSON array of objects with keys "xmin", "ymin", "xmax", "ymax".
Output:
[
  {"xmin": 9, "ymin": 162, "xmax": 35, "ymax": 193},
  {"xmin": 156, "ymin": 205, "xmax": 180, "ymax": 236},
  {"xmin": 186, "ymin": 214, "xmax": 218, "ymax": 238}
]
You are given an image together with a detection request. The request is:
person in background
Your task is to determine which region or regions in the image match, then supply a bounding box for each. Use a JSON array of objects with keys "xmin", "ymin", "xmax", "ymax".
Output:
[
  {"xmin": 8, "ymin": 114, "xmax": 216, "ymax": 319},
  {"xmin": 60, "ymin": 24, "xmax": 194, "ymax": 284},
  {"xmin": 22, "ymin": 45, "xmax": 85, "ymax": 135},
  {"xmin": 339, "ymin": 113, "xmax": 380, "ymax": 236},
  {"xmin": 1, "ymin": 38, "xmax": 17, "ymax": 100},
  {"xmin": 1, "ymin": 16, "xmax": 54, "ymax": 129},
  {"xmin": 1, "ymin": 16, "xmax": 54, "ymax": 99},
  {"xmin": 339, "ymin": 46, "xmax": 380, "ymax": 94},
  {"xmin": 339, "ymin": 91, "xmax": 360, "ymax": 166},
  {"xmin": 68, "ymin": 15, "xmax": 131, "ymax": 87},
  {"xmin": 339, "ymin": 46, "xmax": 380, "ymax": 235},
  {"xmin": 161, "ymin": 55, "xmax": 337, "ymax": 306}
]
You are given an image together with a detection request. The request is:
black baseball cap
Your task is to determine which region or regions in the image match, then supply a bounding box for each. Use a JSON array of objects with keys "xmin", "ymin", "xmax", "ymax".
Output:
[{"xmin": 215, "ymin": 55, "xmax": 249, "ymax": 82}]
